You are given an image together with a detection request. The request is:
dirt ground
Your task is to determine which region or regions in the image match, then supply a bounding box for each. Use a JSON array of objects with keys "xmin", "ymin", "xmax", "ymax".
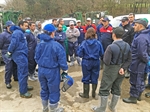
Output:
[{"xmin": 0, "ymin": 64, "xmax": 150, "ymax": 112}]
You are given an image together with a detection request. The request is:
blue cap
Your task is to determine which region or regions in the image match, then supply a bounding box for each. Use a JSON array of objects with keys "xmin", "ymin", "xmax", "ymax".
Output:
[
  {"xmin": 43, "ymin": 24, "xmax": 56, "ymax": 32},
  {"xmin": 103, "ymin": 17, "xmax": 110, "ymax": 21},
  {"xmin": 6, "ymin": 21, "xmax": 14, "ymax": 27}
]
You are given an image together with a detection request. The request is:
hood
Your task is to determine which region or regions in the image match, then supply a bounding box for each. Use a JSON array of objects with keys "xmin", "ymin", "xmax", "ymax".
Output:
[
  {"xmin": 10, "ymin": 25, "xmax": 23, "ymax": 32},
  {"xmin": 39, "ymin": 33, "xmax": 53, "ymax": 41},
  {"xmin": 140, "ymin": 29, "xmax": 150, "ymax": 34},
  {"xmin": 85, "ymin": 39, "xmax": 97, "ymax": 45}
]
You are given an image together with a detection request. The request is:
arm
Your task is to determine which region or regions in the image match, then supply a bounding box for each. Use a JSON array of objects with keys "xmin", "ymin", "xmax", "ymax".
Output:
[
  {"xmin": 72, "ymin": 28, "xmax": 80, "ymax": 37},
  {"xmin": 0, "ymin": 34, "xmax": 4, "ymax": 49},
  {"xmin": 77, "ymin": 43, "xmax": 84, "ymax": 58},
  {"xmin": 103, "ymin": 46, "xmax": 112, "ymax": 65},
  {"xmin": 66, "ymin": 29, "xmax": 73, "ymax": 39},
  {"xmin": 99, "ymin": 42, "xmax": 104, "ymax": 57},
  {"xmin": 34, "ymin": 44, "xmax": 42, "ymax": 63}
]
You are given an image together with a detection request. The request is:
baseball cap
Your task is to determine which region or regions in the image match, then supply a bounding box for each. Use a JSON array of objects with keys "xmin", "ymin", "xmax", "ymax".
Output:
[
  {"xmin": 6, "ymin": 21, "xmax": 14, "ymax": 27},
  {"xmin": 69, "ymin": 21, "xmax": 74, "ymax": 25},
  {"xmin": 134, "ymin": 18, "xmax": 148, "ymax": 28},
  {"xmin": 77, "ymin": 20, "xmax": 81, "ymax": 23},
  {"xmin": 120, "ymin": 17, "xmax": 129, "ymax": 22},
  {"xmin": 102, "ymin": 17, "xmax": 110, "ymax": 22},
  {"xmin": 87, "ymin": 18, "xmax": 91, "ymax": 21},
  {"xmin": 43, "ymin": 24, "xmax": 56, "ymax": 32},
  {"xmin": 113, "ymin": 27, "xmax": 125, "ymax": 38}
]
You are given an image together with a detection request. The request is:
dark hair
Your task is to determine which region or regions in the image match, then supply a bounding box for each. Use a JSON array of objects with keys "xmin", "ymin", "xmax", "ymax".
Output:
[
  {"xmin": 129, "ymin": 13, "xmax": 135, "ymax": 17},
  {"xmin": 58, "ymin": 18, "xmax": 63, "ymax": 23},
  {"xmin": 28, "ymin": 21, "xmax": 35, "ymax": 26},
  {"xmin": 44, "ymin": 30, "xmax": 52, "ymax": 35},
  {"xmin": 85, "ymin": 27, "xmax": 96, "ymax": 39},
  {"xmin": 52, "ymin": 18, "xmax": 57, "ymax": 22},
  {"xmin": 57, "ymin": 24, "xmax": 62, "ymax": 27},
  {"xmin": 18, "ymin": 20, "xmax": 28, "ymax": 27}
]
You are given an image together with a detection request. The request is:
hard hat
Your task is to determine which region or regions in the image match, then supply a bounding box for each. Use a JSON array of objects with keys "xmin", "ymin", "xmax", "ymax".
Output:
[{"xmin": 61, "ymin": 74, "xmax": 74, "ymax": 92}]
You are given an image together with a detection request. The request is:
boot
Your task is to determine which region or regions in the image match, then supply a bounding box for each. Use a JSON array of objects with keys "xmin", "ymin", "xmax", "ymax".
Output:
[
  {"xmin": 108, "ymin": 94, "xmax": 120, "ymax": 112},
  {"xmin": 92, "ymin": 84, "xmax": 97, "ymax": 98},
  {"xmin": 27, "ymin": 86, "xmax": 34, "ymax": 91},
  {"xmin": 50, "ymin": 103, "xmax": 64, "ymax": 112},
  {"xmin": 122, "ymin": 96, "xmax": 137, "ymax": 104},
  {"xmin": 70, "ymin": 56, "xmax": 74, "ymax": 66},
  {"xmin": 20, "ymin": 92, "xmax": 32, "ymax": 98},
  {"xmin": 42, "ymin": 100, "xmax": 49, "ymax": 112},
  {"xmin": 79, "ymin": 84, "xmax": 89, "ymax": 98},
  {"xmin": 125, "ymin": 71, "xmax": 130, "ymax": 78},
  {"xmin": 76, "ymin": 57, "xmax": 81, "ymax": 66},
  {"xmin": 92, "ymin": 96, "xmax": 108, "ymax": 112},
  {"xmin": 145, "ymin": 92, "xmax": 150, "ymax": 98},
  {"xmin": 137, "ymin": 93, "xmax": 142, "ymax": 101},
  {"xmin": 145, "ymin": 84, "xmax": 150, "ymax": 89}
]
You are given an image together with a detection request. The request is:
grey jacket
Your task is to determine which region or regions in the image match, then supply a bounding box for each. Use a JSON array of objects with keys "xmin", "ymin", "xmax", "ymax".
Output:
[{"xmin": 66, "ymin": 28, "xmax": 80, "ymax": 42}]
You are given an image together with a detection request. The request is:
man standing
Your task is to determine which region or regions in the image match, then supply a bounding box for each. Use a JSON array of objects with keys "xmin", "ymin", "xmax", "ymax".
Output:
[
  {"xmin": 85, "ymin": 18, "xmax": 97, "ymax": 32},
  {"xmin": 25, "ymin": 22, "xmax": 37, "ymax": 81},
  {"xmin": 0, "ymin": 21, "xmax": 18, "ymax": 89},
  {"xmin": 128, "ymin": 13, "xmax": 135, "ymax": 26},
  {"xmin": 123, "ymin": 19, "xmax": 150, "ymax": 104},
  {"xmin": 6, "ymin": 20, "xmax": 33, "ymax": 98},
  {"xmin": 66, "ymin": 21, "xmax": 80, "ymax": 66},
  {"xmin": 52, "ymin": 18, "xmax": 58, "ymax": 29},
  {"xmin": 58, "ymin": 18, "xmax": 67, "ymax": 32}
]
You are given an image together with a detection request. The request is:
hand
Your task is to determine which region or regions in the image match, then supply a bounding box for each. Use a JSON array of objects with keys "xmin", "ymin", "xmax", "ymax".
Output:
[
  {"xmin": 5, "ymin": 52, "xmax": 11, "ymax": 58},
  {"xmin": 61, "ymin": 70, "xmax": 68, "ymax": 79},
  {"xmin": 119, "ymin": 68, "xmax": 125, "ymax": 75}
]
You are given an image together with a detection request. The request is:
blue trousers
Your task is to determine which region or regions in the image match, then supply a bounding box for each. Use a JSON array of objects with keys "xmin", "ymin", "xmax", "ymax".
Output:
[
  {"xmin": 130, "ymin": 72, "xmax": 145, "ymax": 98},
  {"xmin": 148, "ymin": 73, "xmax": 150, "ymax": 85},
  {"xmin": 68, "ymin": 41, "xmax": 78, "ymax": 56},
  {"xmin": 5, "ymin": 60, "xmax": 17, "ymax": 84},
  {"xmin": 82, "ymin": 59, "xmax": 100, "ymax": 84},
  {"xmin": 13, "ymin": 55, "xmax": 28, "ymax": 94},
  {"xmin": 38, "ymin": 67, "xmax": 60, "ymax": 104}
]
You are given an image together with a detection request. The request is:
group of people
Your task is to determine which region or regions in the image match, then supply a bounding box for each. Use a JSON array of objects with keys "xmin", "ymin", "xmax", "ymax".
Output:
[{"xmin": 0, "ymin": 12, "xmax": 150, "ymax": 112}]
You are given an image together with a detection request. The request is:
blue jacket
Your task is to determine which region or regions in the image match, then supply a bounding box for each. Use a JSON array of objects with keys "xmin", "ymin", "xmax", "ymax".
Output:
[
  {"xmin": 77, "ymin": 39, "xmax": 104, "ymax": 60},
  {"xmin": 129, "ymin": 29, "xmax": 150, "ymax": 73},
  {"xmin": 76, "ymin": 26, "xmax": 85, "ymax": 44},
  {"xmin": 96, "ymin": 23, "xmax": 103, "ymax": 41},
  {"xmin": 8, "ymin": 26, "xmax": 28, "ymax": 59},
  {"xmin": 54, "ymin": 30, "xmax": 66, "ymax": 43},
  {"xmin": 35, "ymin": 33, "xmax": 68, "ymax": 71}
]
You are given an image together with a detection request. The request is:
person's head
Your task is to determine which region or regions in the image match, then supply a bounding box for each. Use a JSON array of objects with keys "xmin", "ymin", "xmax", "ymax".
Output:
[
  {"xmin": 128, "ymin": 13, "xmax": 135, "ymax": 23},
  {"xmin": 133, "ymin": 18, "xmax": 148, "ymax": 32},
  {"xmin": 57, "ymin": 24, "xmax": 62, "ymax": 31},
  {"xmin": 76, "ymin": 20, "xmax": 81, "ymax": 27},
  {"xmin": 102, "ymin": 17, "xmax": 110, "ymax": 27},
  {"xmin": 121, "ymin": 17, "xmax": 129, "ymax": 26},
  {"xmin": 58, "ymin": 18, "xmax": 64, "ymax": 25},
  {"xmin": 52, "ymin": 18, "xmax": 57, "ymax": 26},
  {"xmin": 36, "ymin": 21, "xmax": 42, "ymax": 29},
  {"xmin": 85, "ymin": 27, "xmax": 96, "ymax": 39},
  {"xmin": 24, "ymin": 17, "xmax": 31, "ymax": 23},
  {"xmin": 69, "ymin": 21, "xmax": 75, "ymax": 29},
  {"xmin": 5, "ymin": 21, "xmax": 15, "ymax": 33},
  {"xmin": 43, "ymin": 24, "xmax": 56, "ymax": 38},
  {"xmin": 28, "ymin": 22, "xmax": 36, "ymax": 32},
  {"xmin": 86, "ymin": 18, "xmax": 92, "ymax": 25},
  {"xmin": 112, "ymin": 27, "xmax": 124, "ymax": 40},
  {"xmin": 18, "ymin": 20, "xmax": 29, "ymax": 31},
  {"xmin": 99, "ymin": 17, "xmax": 104, "ymax": 24}
]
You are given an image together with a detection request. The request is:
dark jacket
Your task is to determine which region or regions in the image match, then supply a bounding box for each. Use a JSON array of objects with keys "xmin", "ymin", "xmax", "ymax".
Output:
[
  {"xmin": 76, "ymin": 26, "xmax": 85, "ymax": 44},
  {"xmin": 122, "ymin": 23, "xmax": 134, "ymax": 46},
  {"xmin": 103, "ymin": 40, "xmax": 131, "ymax": 70}
]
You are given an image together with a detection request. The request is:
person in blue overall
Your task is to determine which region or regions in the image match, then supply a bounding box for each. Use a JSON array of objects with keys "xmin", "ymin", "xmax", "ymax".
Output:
[
  {"xmin": 123, "ymin": 19, "xmax": 150, "ymax": 104},
  {"xmin": 0, "ymin": 21, "xmax": 18, "ymax": 89},
  {"xmin": 6, "ymin": 20, "xmax": 33, "ymax": 98},
  {"xmin": 54, "ymin": 24, "xmax": 66, "ymax": 49},
  {"xmin": 25, "ymin": 22, "xmax": 38, "ymax": 81},
  {"xmin": 35, "ymin": 24, "xmax": 68, "ymax": 112},
  {"xmin": 77, "ymin": 27, "xmax": 104, "ymax": 99}
]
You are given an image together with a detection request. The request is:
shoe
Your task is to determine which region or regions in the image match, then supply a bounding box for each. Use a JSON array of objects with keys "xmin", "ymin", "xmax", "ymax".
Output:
[
  {"xmin": 27, "ymin": 86, "xmax": 33, "ymax": 91},
  {"xmin": 145, "ymin": 92, "xmax": 150, "ymax": 98},
  {"xmin": 125, "ymin": 71, "xmax": 130, "ymax": 78},
  {"xmin": 122, "ymin": 96, "xmax": 137, "ymax": 104},
  {"xmin": 20, "ymin": 92, "xmax": 32, "ymax": 98},
  {"xmin": 6, "ymin": 83, "xmax": 12, "ymax": 89},
  {"xmin": 70, "ymin": 61, "xmax": 74, "ymax": 67},
  {"xmin": 145, "ymin": 84, "xmax": 150, "ymax": 89},
  {"xmin": 28, "ymin": 75, "xmax": 38, "ymax": 81}
]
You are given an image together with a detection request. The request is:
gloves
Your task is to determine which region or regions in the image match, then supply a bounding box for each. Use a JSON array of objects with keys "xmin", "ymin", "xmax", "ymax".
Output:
[
  {"xmin": 61, "ymin": 70, "xmax": 68, "ymax": 79},
  {"xmin": 148, "ymin": 61, "xmax": 150, "ymax": 66},
  {"xmin": 5, "ymin": 52, "xmax": 11, "ymax": 58}
]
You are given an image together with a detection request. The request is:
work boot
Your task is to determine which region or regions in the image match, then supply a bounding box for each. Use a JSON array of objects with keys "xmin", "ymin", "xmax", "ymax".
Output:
[
  {"xmin": 28, "ymin": 73, "xmax": 38, "ymax": 81},
  {"xmin": 6, "ymin": 83, "xmax": 12, "ymax": 89},
  {"xmin": 70, "ymin": 56, "xmax": 74, "ymax": 66},
  {"xmin": 145, "ymin": 92, "xmax": 150, "ymax": 98},
  {"xmin": 125, "ymin": 71, "xmax": 130, "ymax": 78},
  {"xmin": 79, "ymin": 84, "xmax": 89, "ymax": 98},
  {"xmin": 92, "ymin": 84, "xmax": 97, "ymax": 98},
  {"xmin": 42, "ymin": 100, "xmax": 49, "ymax": 112},
  {"xmin": 145, "ymin": 84, "xmax": 150, "ymax": 89},
  {"xmin": 27, "ymin": 86, "xmax": 33, "ymax": 91},
  {"xmin": 122, "ymin": 96, "xmax": 137, "ymax": 104},
  {"xmin": 137, "ymin": 93, "xmax": 142, "ymax": 101},
  {"xmin": 92, "ymin": 96, "xmax": 108, "ymax": 112},
  {"xmin": 76, "ymin": 57, "xmax": 81, "ymax": 66},
  {"xmin": 20, "ymin": 92, "xmax": 32, "ymax": 98},
  {"xmin": 50, "ymin": 103, "xmax": 64, "ymax": 112},
  {"xmin": 108, "ymin": 94, "xmax": 120, "ymax": 112}
]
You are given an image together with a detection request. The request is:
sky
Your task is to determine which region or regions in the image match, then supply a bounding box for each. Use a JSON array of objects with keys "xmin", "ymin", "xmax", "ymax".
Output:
[{"xmin": 0, "ymin": 0, "xmax": 5, "ymax": 4}]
